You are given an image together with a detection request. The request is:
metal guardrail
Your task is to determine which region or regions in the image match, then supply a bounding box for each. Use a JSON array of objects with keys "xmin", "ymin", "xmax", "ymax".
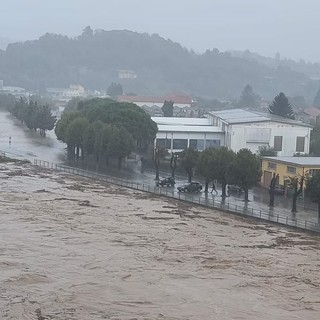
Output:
[{"xmin": 33, "ymin": 159, "xmax": 320, "ymax": 234}]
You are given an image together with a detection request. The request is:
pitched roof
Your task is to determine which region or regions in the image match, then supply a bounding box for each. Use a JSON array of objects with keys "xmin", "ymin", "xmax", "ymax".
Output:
[
  {"xmin": 118, "ymin": 93, "xmax": 192, "ymax": 105},
  {"xmin": 301, "ymin": 107, "xmax": 320, "ymax": 117}
]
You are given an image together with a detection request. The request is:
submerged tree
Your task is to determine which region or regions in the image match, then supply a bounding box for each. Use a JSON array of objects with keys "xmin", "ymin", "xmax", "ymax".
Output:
[
  {"xmin": 230, "ymin": 149, "xmax": 262, "ymax": 202},
  {"xmin": 268, "ymin": 173, "xmax": 279, "ymax": 207},
  {"xmin": 269, "ymin": 92, "xmax": 295, "ymax": 119},
  {"xmin": 287, "ymin": 175, "xmax": 304, "ymax": 213},
  {"xmin": 179, "ymin": 148, "xmax": 199, "ymax": 182}
]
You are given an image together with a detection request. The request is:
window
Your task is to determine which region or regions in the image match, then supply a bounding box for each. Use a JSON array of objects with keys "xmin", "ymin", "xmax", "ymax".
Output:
[
  {"xmin": 173, "ymin": 139, "xmax": 188, "ymax": 149},
  {"xmin": 296, "ymin": 137, "xmax": 305, "ymax": 152},
  {"xmin": 309, "ymin": 169, "xmax": 320, "ymax": 176},
  {"xmin": 206, "ymin": 139, "xmax": 221, "ymax": 149},
  {"xmin": 274, "ymin": 136, "xmax": 283, "ymax": 151},
  {"xmin": 156, "ymin": 138, "xmax": 171, "ymax": 149},
  {"xmin": 189, "ymin": 139, "xmax": 205, "ymax": 150},
  {"xmin": 268, "ymin": 162, "xmax": 277, "ymax": 170},
  {"xmin": 287, "ymin": 166, "xmax": 296, "ymax": 174}
]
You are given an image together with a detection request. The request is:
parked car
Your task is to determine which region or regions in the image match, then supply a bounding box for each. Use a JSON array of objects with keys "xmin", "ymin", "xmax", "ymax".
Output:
[
  {"xmin": 273, "ymin": 185, "xmax": 285, "ymax": 195},
  {"xmin": 177, "ymin": 181, "xmax": 202, "ymax": 192},
  {"xmin": 227, "ymin": 185, "xmax": 243, "ymax": 193},
  {"xmin": 156, "ymin": 177, "xmax": 175, "ymax": 187}
]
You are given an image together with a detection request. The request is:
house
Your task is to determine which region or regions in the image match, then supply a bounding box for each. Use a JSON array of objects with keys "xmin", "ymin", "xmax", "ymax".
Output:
[
  {"xmin": 261, "ymin": 156, "xmax": 320, "ymax": 188},
  {"xmin": 296, "ymin": 107, "xmax": 320, "ymax": 124},
  {"xmin": 118, "ymin": 93, "xmax": 193, "ymax": 109},
  {"xmin": 208, "ymin": 109, "xmax": 312, "ymax": 156},
  {"xmin": 152, "ymin": 109, "xmax": 313, "ymax": 156},
  {"xmin": 118, "ymin": 70, "xmax": 137, "ymax": 79},
  {"xmin": 63, "ymin": 85, "xmax": 86, "ymax": 98}
]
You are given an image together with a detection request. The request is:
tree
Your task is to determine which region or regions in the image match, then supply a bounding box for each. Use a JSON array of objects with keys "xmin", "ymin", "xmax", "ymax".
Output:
[
  {"xmin": 257, "ymin": 145, "xmax": 277, "ymax": 157},
  {"xmin": 287, "ymin": 175, "xmax": 304, "ymax": 213},
  {"xmin": 170, "ymin": 153, "xmax": 178, "ymax": 178},
  {"xmin": 230, "ymin": 149, "xmax": 262, "ymax": 202},
  {"xmin": 107, "ymin": 83, "xmax": 123, "ymax": 98},
  {"xmin": 268, "ymin": 173, "xmax": 279, "ymax": 207},
  {"xmin": 34, "ymin": 105, "xmax": 56, "ymax": 136},
  {"xmin": 162, "ymin": 100, "xmax": 174, "ymax": 117},
  {"xmin": 238, "ymin": 84, "xmax": 259, "ymax": 109},
  {"xmin": 213, "ymin": 147, "xmax": 236, "ymax": 197},
  {"xmin": 305, "ymin": 172, "xmax": 320, "ymax": 218},
  {"xmin": 313, "ymin": 88, "xmax": 320, "ymax": 108},
  {"xmin": 179, "ymin": 148, "xmax": 199, "ymax": 182},
  {"xmin": 197, "ymin": 148, "xmax": 216, "ymax": 192},
  {"xmin": 269, "ymin": 92, "xmax": 295, "ymax": 119}
]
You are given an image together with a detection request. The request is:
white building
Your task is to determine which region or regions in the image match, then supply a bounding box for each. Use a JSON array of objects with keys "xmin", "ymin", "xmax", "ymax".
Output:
[
  {"xmin": 152, "ymin": 117, "xmax": 224, "ymax": 152},
  {"xmin": 63, "ymin": 85, "xmax": 86, "ymax": 98},
  {"xmin": 209, "ymin": 109, "xmax": 312, "ymax": 156},
  {"xmin": 152, "ymin": 109, "xmax": 312, "ymax": 156}
]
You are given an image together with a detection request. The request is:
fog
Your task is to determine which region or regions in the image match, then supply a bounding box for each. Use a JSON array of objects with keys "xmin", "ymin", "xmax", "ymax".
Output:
[{"xmin": 1, "ymin": 0, "xmax": 320, "ymax": 62}]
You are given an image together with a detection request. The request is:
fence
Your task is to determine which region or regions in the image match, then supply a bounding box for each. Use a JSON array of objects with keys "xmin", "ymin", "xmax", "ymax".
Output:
[{"xmin": 33, "ymin": 159, "xmax": 320, "ymax": 234}]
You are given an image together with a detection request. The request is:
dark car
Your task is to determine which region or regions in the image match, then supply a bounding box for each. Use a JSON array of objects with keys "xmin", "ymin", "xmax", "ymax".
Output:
[
  {"xmin": 273, "ymin": 185, "xmax": 285, "ymax": 195},
  {"xmin": 177, "ymin": 181, "xmax": 202, "ymax": 192},
  {"xmin": 228, "ymin": 185, "xmax": 243, "ymax": 193},
  {"xmin": 156, "ymin": 177, "xmax": 175, "ymax": 187}
]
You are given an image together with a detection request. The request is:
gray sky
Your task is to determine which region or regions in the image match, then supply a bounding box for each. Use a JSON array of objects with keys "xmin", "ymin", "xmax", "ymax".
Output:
[{"xmin": 1, "ymin": 0, "xmax": 319, "ymax": 62}]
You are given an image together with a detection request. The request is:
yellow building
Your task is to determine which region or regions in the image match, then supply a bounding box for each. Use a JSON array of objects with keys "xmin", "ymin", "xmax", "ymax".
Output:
[{"xmin": 261, "ymin": 156, "xmax": 320, "ymax": 187}]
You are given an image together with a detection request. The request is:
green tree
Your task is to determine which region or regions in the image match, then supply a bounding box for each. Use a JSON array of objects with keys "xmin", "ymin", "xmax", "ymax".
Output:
[
  {"xmin": 305, "ymin": 172, "xmax": 320, "ymax": 218},
  {"xmin": 257, "ymin": 145, "xmax": 278, "ymax": 157},
  {"xmin": 66, "ymin": 116, "xmax": 89, "ymax": 160},
  {"xmin": 179, "ymin": 148, "xmax": 199, "ymax": 182},
  {"xmin": 269, "ymin": 92, "xmax": 295, "ymax": 119},
  {"xmin": 230, "ymin": 149, "xmax": 262, "ymax": 202},
  {"xmin": 238, "ymin": 84, "xmax": 259, "ymax": 109},
  {"xmin": 162, "ymin": 100, "xmax": 174, "ymax": 117},
  {"xmin": 213, "ymin": 147, "xmax": 236, "ymax": 197},
  {"xmin": 34, "ymin": 105, "xmax": 56, "ymax": 136},
  {"xmin": 107, "ymin": 83, "xmax": 123, "ymax": 98},
  {"xmin": 197, "ymin": 148, "xmax": 216, "ymax": 192}
]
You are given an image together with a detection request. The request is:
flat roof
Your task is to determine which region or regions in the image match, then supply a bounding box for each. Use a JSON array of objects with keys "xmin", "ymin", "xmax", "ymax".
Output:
[
  {"xmin": 157, "ymin": 125, "xmax": 223, "ymax": 133},
  {"xmin": 210, "ymin": 109, "xmax": 312, "ymax": 127},
  {"xmin": 152, "ymin": 117, "xmax": 211, "ymax": 126},
  {"xmin": 263, "ymin": 156, "xmax": 320, "ymax": 166}
]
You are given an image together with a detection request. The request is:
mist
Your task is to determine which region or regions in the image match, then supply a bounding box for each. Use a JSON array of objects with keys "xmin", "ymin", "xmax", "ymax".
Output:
[{"xmin": 1, "ymin": 0, "xmax": 320, "ymax": 62}]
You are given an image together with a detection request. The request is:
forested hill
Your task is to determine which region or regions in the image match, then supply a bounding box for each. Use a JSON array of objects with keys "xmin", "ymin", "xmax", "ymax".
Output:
[{"xmin": 0, "ymin": 28, "xmax": 319, "ymax": 101}]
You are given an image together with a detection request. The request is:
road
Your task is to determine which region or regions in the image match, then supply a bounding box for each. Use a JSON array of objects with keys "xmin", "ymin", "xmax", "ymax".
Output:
[{"xmin": 1, "ymin": 109, "xmax": 319, "ymax": 225}]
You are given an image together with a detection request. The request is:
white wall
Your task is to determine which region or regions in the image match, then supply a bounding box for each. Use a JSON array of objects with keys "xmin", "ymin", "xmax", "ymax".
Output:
[{"xmin": 230, "ymin": 122, "xmax": 311, "ymax": 156}]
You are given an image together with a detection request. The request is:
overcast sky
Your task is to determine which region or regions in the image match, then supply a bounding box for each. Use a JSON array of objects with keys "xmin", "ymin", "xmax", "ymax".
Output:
[{"xmin": 1, "ymin": 0, "xmax": 319, "ymax": 62}]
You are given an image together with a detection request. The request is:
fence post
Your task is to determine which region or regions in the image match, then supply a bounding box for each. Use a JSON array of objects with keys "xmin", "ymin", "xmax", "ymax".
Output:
[{"xmin": 277, "ymin": 214, "xmax": 279, "ymax": 222}]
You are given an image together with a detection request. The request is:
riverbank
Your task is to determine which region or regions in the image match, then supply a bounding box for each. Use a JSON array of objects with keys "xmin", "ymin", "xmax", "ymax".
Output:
[{"xmin": 0, "ymin": 160, "xmax": 319, "ymax": 319}]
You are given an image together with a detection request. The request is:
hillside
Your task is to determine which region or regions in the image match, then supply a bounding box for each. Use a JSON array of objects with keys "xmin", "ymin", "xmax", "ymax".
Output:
[{"xmin": 0, "ymin": 28, "xmax": 319, "ymax": 101}]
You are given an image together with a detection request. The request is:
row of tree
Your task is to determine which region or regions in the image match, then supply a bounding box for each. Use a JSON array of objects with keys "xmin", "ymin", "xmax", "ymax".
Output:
[
  {"xmin": 55, "ymin": 98, "xmax": 157, "ymax": 167},
  {"xmin": 8, "ymin": 98, "xmax": 56, "ymax": 136},
  {"xmin": 155, "ymin": 147, "xmax": 262, "ymax": 202}
]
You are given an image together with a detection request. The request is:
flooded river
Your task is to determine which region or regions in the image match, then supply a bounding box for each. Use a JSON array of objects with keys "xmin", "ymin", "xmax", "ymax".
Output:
[
  {"xmin": 0, "ymin": 161, "xmax": 319, "ymax": 319},
  {"xmin": 0, "ymin": 111, "xmax": 66, "ymax": 163}
]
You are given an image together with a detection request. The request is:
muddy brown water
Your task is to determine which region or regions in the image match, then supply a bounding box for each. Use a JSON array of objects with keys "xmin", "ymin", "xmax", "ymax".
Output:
[{"xmin": 0, "ymin": 162, "xmax": 320, "ymax": 319}]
